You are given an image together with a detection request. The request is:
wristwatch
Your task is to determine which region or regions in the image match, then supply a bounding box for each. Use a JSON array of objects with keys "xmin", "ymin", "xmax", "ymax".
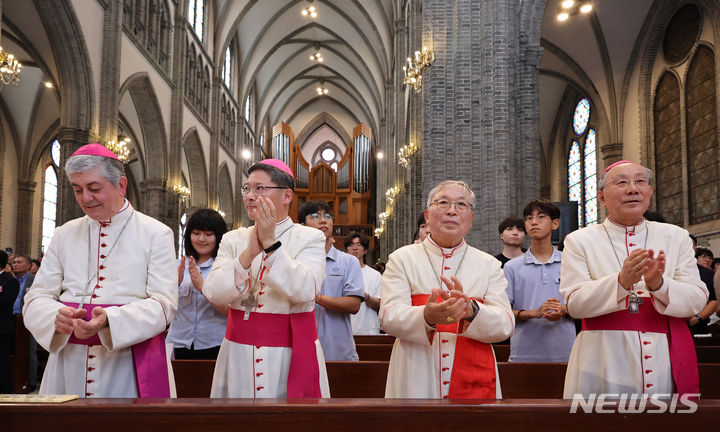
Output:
[
  {"xmin": 264, "ymin": 240, "xmax": 282, "ymax": 254},
  {"xmin": 464, "ymin": 300, "xmax": 480, "ymax": 322}
]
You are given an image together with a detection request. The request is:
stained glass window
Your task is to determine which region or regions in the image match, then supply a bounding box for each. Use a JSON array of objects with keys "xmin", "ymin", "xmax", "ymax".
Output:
[
  {"xmin": 584, "ymin": 129, "xmax": 598, "ymax": 225},
  {"xmin": 51, "ymin": 140, "xmax": 61, "ymax": 166},
  {"xmin": 567, "ymin": 99, "xmax": 598, "ymax": 227},
  {"xmin": 245, "ymin": 95, "xmax": 251, "ymax": 121},
  {"xmin": 188, "ymin": 0, "xmax": 204, "ymax": 41},
  {"xmin": 42, "ymin": 140, "xmax": 60, "ymax": 253},
  {"xmin": 573, "ymin": 98, "xmax": 590, "ymax": 135},
  {"xmin": 222, "ymin": 46, "xmax": 232, "ymax": 88}
]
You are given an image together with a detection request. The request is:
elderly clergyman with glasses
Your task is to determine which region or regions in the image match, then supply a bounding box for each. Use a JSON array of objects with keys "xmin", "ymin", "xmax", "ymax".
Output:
[
  {"xmin": 203, "ymin": 159, "xmax": 330, "ymax": 398},
  {"xmin": 380, "ymin": 180, "xmax": 515, "ymax": 399},
  {"xmin": 560, "ymin": 161, "xmax": 707, "ymax": 399}
]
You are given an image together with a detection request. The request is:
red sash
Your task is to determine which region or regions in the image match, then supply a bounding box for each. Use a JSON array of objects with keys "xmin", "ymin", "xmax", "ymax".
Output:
[
  {"xmin": 225, "ymin": 309, "xmax": 321, "ymax": 398},
  {"xmin": 411, "ymin": 294, "xmax": 496, "ymax": 399},
  {"xmin": 582, "ymin": 301, "xmax": 699, "ymax": 396},
  {"xmin": 64, "ymin": 302, "xmax": 170, "ymax": 398}
]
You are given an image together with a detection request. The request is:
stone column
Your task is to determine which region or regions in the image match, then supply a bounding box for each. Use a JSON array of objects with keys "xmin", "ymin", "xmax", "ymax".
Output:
[
  {"xmin": 421, "ymin": 0, "xmax": 540, "ymax": 252},
  {"xmin": 140, "ymin": 178, "xmax": 178, "ymax": 232},
  {"xmin": 56, "ymin": 128, "xmax": 101, "ymax": 225},
  {"xmin": 14, "ymin": 180, "xmax": 37, "ymax": 255},
  {"xmin": 97, "ymin": 0, "xmax": 123, "ymax": 143}
]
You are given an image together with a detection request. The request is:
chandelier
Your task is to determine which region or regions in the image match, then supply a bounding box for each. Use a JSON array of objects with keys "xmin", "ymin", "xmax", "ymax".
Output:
[
  {"xmin": 173, "ymin": 184, "xmax": 191, "ymax": 201},
  {"xmin": 557, "ymin": 1, "xmax": 592, "ymax": 21},
  {"xmin": 301, "ymin": 1, "xmax": 317, "ymax": 18},
  {"xmin": 309, "ymin": 51, "xmax": 324, "ymax": 63},
  {"xmin": 402, "ymin": 47, "xmax": 434, "ymax": 92},
  {"xmin": 0, "ymin": 7, "xmax": 22, "ymax": 88},
  {"xmin": 397, "ymin": 142, "xmax": 418, "ymax": 168},
  {"xmin": 316, "ymin": 85, "xmax": 329, "ymax": 95},
  {"xmin": 105, "ymin": 137, "xmax": 131, "ymax": 163}
]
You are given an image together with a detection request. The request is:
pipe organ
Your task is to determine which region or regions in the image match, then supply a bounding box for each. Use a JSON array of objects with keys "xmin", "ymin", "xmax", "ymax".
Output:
[{"xmin": 270, "ymin": 121, "xmax": 372, "ymax": 227}]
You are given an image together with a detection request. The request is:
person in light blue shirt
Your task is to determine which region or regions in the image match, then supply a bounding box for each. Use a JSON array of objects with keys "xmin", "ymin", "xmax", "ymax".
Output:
[
  {"xmin": 504, "ymin": 200, "xmax": 576, "ymax": 363},
  {"xmin": 299, "ymin": 200, "xmax": 364, "ymax": 361},
  {"xmin": 167, "ymin": 208, "xmax": 228, "ymax": 360}
]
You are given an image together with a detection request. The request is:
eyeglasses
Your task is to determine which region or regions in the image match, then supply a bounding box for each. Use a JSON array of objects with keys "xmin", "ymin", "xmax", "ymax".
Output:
[
  {"xmin": 608, "ymin": 178, "xmax": 650, "ymax": 189},
  {"xmin": 310, "ymin": 212, "xmax": 332, "ymax": 220},
  {"xmin": 430, "ymin": 199, "xmax": 473, "ymax": 213},
  {"xmin": 524, "ymin": 213, "xmax": 549, "ymax": 223},
  {"xmin": 240, "ymin": 185, "xmax": 288, "ymax": 196}
]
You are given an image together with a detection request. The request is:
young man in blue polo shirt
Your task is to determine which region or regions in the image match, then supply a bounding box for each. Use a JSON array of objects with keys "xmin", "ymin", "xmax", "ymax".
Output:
[
  {"xmin": 504, "ymin": 199, "xmax": 575, "ymax": 363},
  {"xmin": 299, "ymin": 201, "xmax": 364, "ymax": 361}
]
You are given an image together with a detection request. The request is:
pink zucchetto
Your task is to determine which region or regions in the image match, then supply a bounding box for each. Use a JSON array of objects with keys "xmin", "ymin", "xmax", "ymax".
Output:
[
  {"xmin": 71, "ymin": 143, "xmax": 120, "ymax": 160},
  {"xmin": 255, "ymin": 158, "xmax": 295, "ymax": 180},
  {"xmin": 601, "ymin": 160, "xmax": 633, "ymax": 177}
]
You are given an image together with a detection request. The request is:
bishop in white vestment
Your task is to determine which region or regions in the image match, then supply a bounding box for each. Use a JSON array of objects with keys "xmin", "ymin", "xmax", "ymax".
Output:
[
  {"xmin": 380, "ymin": 180, "xmax": 514, "ymax": 399},
  {"xmin": 560, "ymin": 161, "xmax": 708, "ymax": 398},
  {"xmin": 23, "ymin": 144, "xmax": 177, "ymax": 398},
  {"xmin": 203, "ymin": 159, "xmax": 329, "ymax": 398}
]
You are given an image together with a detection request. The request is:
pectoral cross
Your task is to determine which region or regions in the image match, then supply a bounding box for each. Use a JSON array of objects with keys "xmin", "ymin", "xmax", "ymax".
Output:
[
  {"xmin": 628, "ymin": 291, "xmax": 643, "ymax": 314},
  {"xmin": 241, "ymin": 294, "xmax": 257, "ymax": 320},
  {"xmin": 76, "ymin": 282, "xmax": 94, "ymax": 311}
]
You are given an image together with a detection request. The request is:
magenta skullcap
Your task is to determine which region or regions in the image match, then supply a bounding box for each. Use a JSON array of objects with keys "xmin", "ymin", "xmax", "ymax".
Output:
[
  {"xmin": 601, "ymin": 160, "xmax": 634, "ymax": 177},
  {"xmin": 71, "ymin": 143, "xmax": 120, "ymax": 160},
  {"xmin": 255, "ymin": 158, "xmax": 295, "ymax": 180}
]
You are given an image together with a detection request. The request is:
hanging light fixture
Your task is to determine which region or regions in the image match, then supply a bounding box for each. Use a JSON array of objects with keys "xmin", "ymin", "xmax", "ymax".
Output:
[
  {"xmin": 316, "ymin": 81, "xmax": 329, "ymax": 95},
  {"xmin": 105, "ymin": 137, "xmax": 131, "ymax": 163},
  {"xmin": 309, "ymin": 51, "xmax": 324, "ymax": 62},
  {"xmin": 557, "ymin": 1, "xmax": 592, "ymax": 21},
  {"xmin": 402, "ymin": 47, "xmax": 434, "ymax": 92},
  {"xmin": 301, "ymin": 1, "xmax": 317, "ymax": 18},
  {"xmin": 0, "ymin": 1, "xmax": 22, "ymax": 88}
]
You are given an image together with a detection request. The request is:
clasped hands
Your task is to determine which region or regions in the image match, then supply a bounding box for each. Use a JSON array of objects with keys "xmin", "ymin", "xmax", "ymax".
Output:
[
  {"xmin": 423, "ymin": 276, "xmax": 474, "ymax": 326},
  {"xmin": 55, "ymin": 306, "xmax": 108, "ymax": 339},
  {"xmin": 618, "ymin": 248, "xmax": 666, "ymax": 292},
  {"xmin": 239, "ymin": 196, "xmax": 278, "ymax": 268}
]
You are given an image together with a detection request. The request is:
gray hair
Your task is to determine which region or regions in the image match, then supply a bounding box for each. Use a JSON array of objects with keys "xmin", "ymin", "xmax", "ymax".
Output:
[
  {"xmin": 426, "ymin": 180, "xmax": 477, "ymax": 209},
  {"xmin": 597, "ymin": 165, "xmax": 653, "ymax": 190},
  {"xmin": 65, "ymin": 155, "xmax": 125, "ymax": 186}
]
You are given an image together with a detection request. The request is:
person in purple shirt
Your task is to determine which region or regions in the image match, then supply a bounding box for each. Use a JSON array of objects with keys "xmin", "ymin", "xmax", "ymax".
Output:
[
  {"xmin": 504, "ymin": 199, "xmax": 576, "ymax": 363},
  {"xmin": 299, "ymin": 200, "xmax": 364, "ymax": 361}
]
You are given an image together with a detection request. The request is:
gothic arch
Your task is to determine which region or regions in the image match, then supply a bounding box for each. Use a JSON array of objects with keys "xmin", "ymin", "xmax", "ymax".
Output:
[
  {"xmin": 34, "ymin": 1, "xmax": 95, "ymax": 132},
  {"xmin": 119, "ymin": 73, "xmax": 168, "ymax": 180},
  {"xmin": 181, "ymin": 128, "xmax": 209, "ymax": 208},
  {"xmin": 294, "ymin": 113, "xmax": 352, "ymax": 151},
  {"xmin": 217, "ymin": 162, "xmax": 234, "ymax": 226}
]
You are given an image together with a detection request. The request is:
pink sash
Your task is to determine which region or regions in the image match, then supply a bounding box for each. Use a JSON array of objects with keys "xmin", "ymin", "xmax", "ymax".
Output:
[
  {"xmin": 64, "ymin": 302, "xmax": 171, "ymax": 398},
  {"xmin": 225, "ymin": 309, "xmax": 321, "ymax": 398},
  {"xmin": 582, "ymin": 301, "xmax": 699, "ymax": 396}
]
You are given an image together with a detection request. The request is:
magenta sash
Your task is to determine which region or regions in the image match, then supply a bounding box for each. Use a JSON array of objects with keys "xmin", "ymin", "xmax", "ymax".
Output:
[
  {"xmin": 582, "ymin": 301, "xmax": 699, "ymax": 396},
  {"xmin": 225, "ymin": 309, "xmax": 321, "ymax": 398},
  {"xmin": 64, "ymin": 302, "xmax": 171, "ymax": 398}
]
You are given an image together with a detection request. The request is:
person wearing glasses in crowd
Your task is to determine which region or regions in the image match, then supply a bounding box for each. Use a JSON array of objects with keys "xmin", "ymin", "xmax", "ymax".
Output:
[
  {"xmin": 380, "ymin": 180, "xmax": 514, "ymax": 399},
  {"xmin": 299, "ymin": 201, "xmax": 364, "ymax": 361},
  {"xmin": 560, "ymin": 161, "xmax": 707, "ymax": 398},
  {"xmin": 344, "ymin": 232, "xmax": 383, "ymax": 335},
  {"xmin": 202, "ymin": 159, "xmax": 329, "ymax": 398},
  {"xmin": 504, "ymin": 200, "xmax": 575, "ymax": 363},
  {"xmin": 167, "ymin": 208, "xmax": 228, "ymax": 360}
]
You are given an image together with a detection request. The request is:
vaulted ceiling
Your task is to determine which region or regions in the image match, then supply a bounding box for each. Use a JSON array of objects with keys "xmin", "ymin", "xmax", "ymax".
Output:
[{"xmin": 212, "ymin": 0, "xmax": 396, "ymax": 139}]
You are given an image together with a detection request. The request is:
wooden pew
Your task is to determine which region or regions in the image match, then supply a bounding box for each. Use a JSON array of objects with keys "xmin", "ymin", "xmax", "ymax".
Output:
[
  {"xmin": 172, "ymin": 360, "xmax": 720, "ymax": 399},
  {"xmin": 494, "ymin": 345, "xmax": 720, "ymax": 363},
  {"xmin": 354, "ymin": 335, "xmax": 394, "ymax": 345},
  {"xmin": 3, "ymin": 399, "xmax": 720, "ymax": 431},
  {"xmin": 356, "ymin": 344, "xmax": 393, "ymax": 361}
]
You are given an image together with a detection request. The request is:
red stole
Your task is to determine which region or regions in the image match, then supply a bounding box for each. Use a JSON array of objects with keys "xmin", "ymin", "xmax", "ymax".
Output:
[
  {"xmin": 582, "ymin": 301, "xmax": 699, "ymax": 396},
  {"xmin": 411, "ymin": 294, "xmax": 496, "ymax": 399}
]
